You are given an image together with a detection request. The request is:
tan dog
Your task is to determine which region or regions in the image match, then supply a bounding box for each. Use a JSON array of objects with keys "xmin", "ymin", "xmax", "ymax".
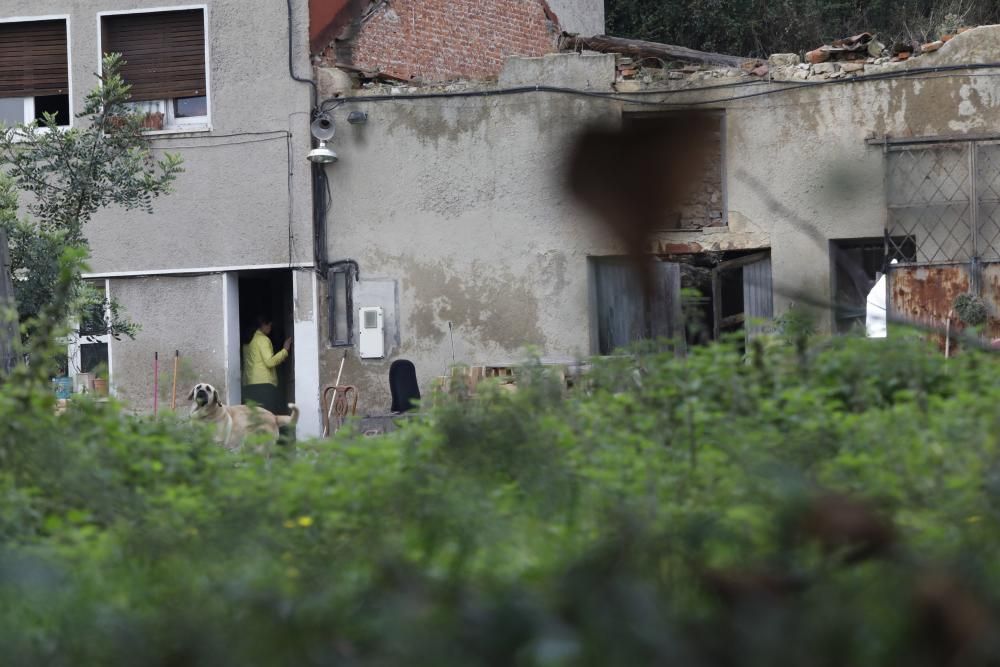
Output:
[{"xmin": 188, "ymin": 382, "xmax": 298, "ymax": 452}]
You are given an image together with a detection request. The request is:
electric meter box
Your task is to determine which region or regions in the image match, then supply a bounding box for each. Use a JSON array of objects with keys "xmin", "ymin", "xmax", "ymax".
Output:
[{"xmin": 359, "ymin": 306, "xmax": 384, "ymax": 359}]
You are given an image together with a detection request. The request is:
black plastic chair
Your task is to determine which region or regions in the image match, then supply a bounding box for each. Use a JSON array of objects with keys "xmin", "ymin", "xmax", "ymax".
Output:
[{"xmin": 389, "ymin": 359, "xmax": 420, "ymax": 413}]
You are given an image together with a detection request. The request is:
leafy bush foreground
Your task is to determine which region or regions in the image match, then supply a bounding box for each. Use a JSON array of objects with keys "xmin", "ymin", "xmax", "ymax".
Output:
[{"xmin": 2, "ymin": 335, "xmax": 1000, "ymax": 665}]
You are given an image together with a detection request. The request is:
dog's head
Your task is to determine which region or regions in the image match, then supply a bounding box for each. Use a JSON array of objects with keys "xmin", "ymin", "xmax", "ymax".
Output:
[{"xmin": 187, "ymin": 382, "xmax": 222, "ymax": 409}]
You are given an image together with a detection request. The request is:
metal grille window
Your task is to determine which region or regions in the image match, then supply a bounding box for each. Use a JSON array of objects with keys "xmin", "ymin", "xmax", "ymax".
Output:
[{"xmin": 886, "ymin": 141, "xmax": 1000, "ymax": 263}]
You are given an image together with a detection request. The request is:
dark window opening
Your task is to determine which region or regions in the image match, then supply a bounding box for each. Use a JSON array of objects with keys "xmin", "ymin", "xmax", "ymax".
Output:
[
  {"xmin": 80, "ymin": 342, "xmax": 108, "ymax": 375},
  {"xmin": 622, "ymin": 110, "xmax": 726, "ymax": 230},
  {"xmin": 328, "ymin": 265, "xmax": 355, "ymax": 347},
  {"xmin": 34, "ymin": 94, "xmax": 69, "ymax": 125},
  {"xmin": 718, "ymin": 266, "xmax": 744, "ymax": 334}
]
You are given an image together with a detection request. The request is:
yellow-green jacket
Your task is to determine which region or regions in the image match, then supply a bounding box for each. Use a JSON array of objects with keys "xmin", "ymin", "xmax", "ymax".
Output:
[{"xmin": 243, "ymin": 330, "xmax": 287, "ymax": 386}]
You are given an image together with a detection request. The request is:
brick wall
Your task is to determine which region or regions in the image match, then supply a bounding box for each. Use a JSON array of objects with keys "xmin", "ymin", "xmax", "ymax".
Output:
[{"xmin": 320, "ymin": 0, "xmax": 561, "ymax": 83}]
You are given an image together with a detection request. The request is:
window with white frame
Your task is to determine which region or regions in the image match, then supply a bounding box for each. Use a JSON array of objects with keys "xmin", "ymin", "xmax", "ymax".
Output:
[
  {"xmin": 100, "ymin": 8, "xmax": 209, "ymax": 132},
  {"xmin": 68, "ymin": 282, "xmax": 111, "ymax": 385},
  {"xmin": 0, "ymin": 18, "xmax": 71, "ymax": 128}
]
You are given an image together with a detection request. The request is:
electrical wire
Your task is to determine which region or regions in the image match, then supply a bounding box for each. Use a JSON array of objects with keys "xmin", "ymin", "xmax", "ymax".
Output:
[
  {"xmin": 661, "ymin": 61, "xmax": 1000, "ymax": 107},
  {"xmin": 317, "ymin": 75, "xmax": 774, "ymax": 112},
  {"xmin": 287, "ymin": 0, "xmax": 318, "ymax": 110},
  {"xmin": 151, "ymin": 130, "xmax": 291, "ymax": 140},
  {"xmin": 318, "ymin": 61, "xmax": 1000, "ymax": 110},
  {"xmin": 151, "ymin": 135, "xmax": 289, "ymax": 149}
]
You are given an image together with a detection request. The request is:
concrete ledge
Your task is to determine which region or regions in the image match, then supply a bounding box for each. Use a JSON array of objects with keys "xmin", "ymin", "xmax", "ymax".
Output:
[{"xmin": 499, "ymin": 52, "xmax": 616, "ymax": 91}]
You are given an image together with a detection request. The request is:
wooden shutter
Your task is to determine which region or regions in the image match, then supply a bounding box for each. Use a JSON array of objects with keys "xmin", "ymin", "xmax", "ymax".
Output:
[
  {"xmin": 649, "ymin": 261, "xmax": 684, "ymax": 350},
  {"xmin": 742, "ymin": 255, "xmax": 773, "ymax": 339},
  {"xmin": 102, "ymin": 9, "xmax": 206, "ymax": 102},
  {"xmin": 593, "ymin": 258, "xmax": 645, "ymax": 355},
  {"xmin": 0, "ymin": 20, "xmax": 69, "ymax": 99}
]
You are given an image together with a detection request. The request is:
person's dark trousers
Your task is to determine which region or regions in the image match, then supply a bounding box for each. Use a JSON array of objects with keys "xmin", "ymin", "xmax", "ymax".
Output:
[{"xmin": 242, "ymin": 383, "xmax": 281, "ymax": 413}]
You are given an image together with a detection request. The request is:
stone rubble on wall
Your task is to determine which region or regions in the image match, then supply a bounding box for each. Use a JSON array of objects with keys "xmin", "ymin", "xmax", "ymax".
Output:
[{"xmin": 611, "ymin": 25, "xmax": 992, "ymax": 90}]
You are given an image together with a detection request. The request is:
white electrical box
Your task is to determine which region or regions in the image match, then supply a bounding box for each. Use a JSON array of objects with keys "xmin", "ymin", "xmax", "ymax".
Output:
[{"xmin": 359, "ymin": 306, "xmax": 384, "ymax": 359}]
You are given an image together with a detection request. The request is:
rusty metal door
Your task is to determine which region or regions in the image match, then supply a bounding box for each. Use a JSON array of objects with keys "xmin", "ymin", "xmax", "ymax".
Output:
[{"xmin": 884, "ymin": 139, "xmax": 1000, "ymax": 336}]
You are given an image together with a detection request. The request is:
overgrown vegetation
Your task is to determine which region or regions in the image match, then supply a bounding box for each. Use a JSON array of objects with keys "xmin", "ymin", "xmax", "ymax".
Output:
[
  {"xmin": 2, "ymin": 321, "xmax": 1000, "ymax": 664},
  {"xmin": 606, "ymin": 0, "xmax": 1000, "ymax": 57},
  {"xmin": 0, "ymin": 53, "xmax": 182, "ymax": 345}
]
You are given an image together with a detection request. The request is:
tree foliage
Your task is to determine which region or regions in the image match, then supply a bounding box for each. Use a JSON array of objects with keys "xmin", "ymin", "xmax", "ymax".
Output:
[
  {"xmin": 0, "ymin": 53, "xmax": 183, "ymax": 344},
  {"xmin": 605, "ymin": 0, "xmax": 1000, "ymax": 57},
  {"xmin": 3, "ymin": 331, "xmax": 1000, "ymax": 664}
]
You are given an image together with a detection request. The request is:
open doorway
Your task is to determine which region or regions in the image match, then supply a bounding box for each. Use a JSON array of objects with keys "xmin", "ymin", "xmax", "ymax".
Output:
[
  {"xmin": 237, "ymin": 269, "xmax": 294, "ymax": 414},
  {"xmin": 829, "ymin": 237, "xmax": 916, "ymax": 334},
  {"xmin": 669, "ymin": 250, "xmax": 773, "ymax": 347}
]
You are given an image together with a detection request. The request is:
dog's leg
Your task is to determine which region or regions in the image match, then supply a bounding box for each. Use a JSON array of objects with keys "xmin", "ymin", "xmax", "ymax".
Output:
[{"xmin": 223, "ymin": 412, "xmax": 234, "ymax": 449}]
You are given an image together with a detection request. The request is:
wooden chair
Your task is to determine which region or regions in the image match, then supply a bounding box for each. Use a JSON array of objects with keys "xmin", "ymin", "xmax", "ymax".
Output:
[{"xmin": 322, "ymin": 384, "xmax": 359, "ymax": 436}]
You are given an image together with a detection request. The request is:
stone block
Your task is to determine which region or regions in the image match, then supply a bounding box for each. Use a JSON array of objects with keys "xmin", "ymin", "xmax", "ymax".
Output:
[
  {"xmin": 316, "ymin": 67, "xmax": 354, "ymax": 98},
  {"xmin": 768, "ymin": 53, "xmax": 800, "ymax": 67}
]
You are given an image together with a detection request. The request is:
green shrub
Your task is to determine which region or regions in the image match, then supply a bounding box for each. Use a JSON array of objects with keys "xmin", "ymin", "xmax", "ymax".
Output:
[{"xmin": 2, "ymin": 332, "xmax": 1000, "ymax": 664}]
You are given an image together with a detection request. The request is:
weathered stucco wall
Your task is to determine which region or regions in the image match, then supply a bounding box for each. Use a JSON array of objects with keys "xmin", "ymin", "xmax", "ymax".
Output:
[
  {"xmin": 2, "ymin": 0, "xmax": 315, "ymax": 273},
  {"xmin": 546, "ymin": 0, "xmax": 604, "ymax": 36},
  {"xmin": 109, "ymin": 274, "xmax": 225, "ymax": 414},
  {"xmin": 321, "ymin": 30, "xmax": 1000, "ymax": 412},
  {"xmin": 320, "ymin": 54, "xmax": 622, "ymax": 412},
  {"xmin": 647, "ymin": 26, "xmax": 1000, "ymax": 331}
]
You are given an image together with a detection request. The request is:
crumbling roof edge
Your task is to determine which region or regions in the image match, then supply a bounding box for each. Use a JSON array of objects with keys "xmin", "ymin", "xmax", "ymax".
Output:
[
  {"xmin": 560, "ymin": 33, "xmax": 759, "ymax": 68},
  {"xmin": 536, "ymin": 0, "xmax": 561, "ymax": 30}
]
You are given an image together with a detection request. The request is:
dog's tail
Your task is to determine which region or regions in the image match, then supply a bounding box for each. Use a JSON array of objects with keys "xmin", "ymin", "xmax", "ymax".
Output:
[{"xmin": 276, "ymin": 403, "xmax": 299, "ymax": 427}]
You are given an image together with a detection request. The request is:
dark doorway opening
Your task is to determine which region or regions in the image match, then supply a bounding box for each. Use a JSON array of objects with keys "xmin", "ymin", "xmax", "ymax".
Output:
[
  {"xmin": 238, "ymin": 269, "xmax": 294, "ymax": 414},
  {"xmin": 829, "ymin": 236, "xmax": 917, "ymax": 333},
  {"xmin": 670, "ymin": 250, "xmax": 772, "ymax": 348},
  {"xmin": 590, "ymin": 251, "xmax": 772, "ymax": 355}
]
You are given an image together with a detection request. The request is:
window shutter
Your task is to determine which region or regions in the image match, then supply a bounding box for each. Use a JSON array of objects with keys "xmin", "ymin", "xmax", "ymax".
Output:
[
  {"xmin": 0, "ymin": 20, "xmax": 69, "ymax": 99},
  {"xmin": 102, "ymin": 9, "xmax": 206, "ymax": 102}
]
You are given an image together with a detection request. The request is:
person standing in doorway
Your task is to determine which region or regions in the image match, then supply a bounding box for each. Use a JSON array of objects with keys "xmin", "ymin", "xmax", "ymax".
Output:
[{"xmin": 242, "ymin": 314, "xmax": 292, "ymax": 415}]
